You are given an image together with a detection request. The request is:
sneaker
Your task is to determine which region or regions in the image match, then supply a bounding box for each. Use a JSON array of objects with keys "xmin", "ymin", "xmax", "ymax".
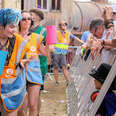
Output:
[{"xmin": 56, "ymin": 82, "xmax": 59, "ymax": 86}]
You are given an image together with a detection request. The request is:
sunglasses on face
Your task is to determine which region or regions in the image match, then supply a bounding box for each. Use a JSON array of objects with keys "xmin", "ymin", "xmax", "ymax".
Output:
[
  {"xmin": 60, "ymin": 24, "xmax": 67, "ymax": 27},
  {"xmin": 22, "ymin": 17, "xmax": 32, "ymax": 21}
]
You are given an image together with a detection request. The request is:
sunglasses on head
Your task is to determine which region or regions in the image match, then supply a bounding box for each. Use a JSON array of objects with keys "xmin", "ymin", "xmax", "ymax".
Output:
[
  {"xmin": 113, "ymin": 12, "xmax": 116, "ymax": 15},
  {"xmin": 22, "ymin": 17, "xmax": 32, "ymax": 21},
  {"xmin": 106, "ymin": 24, "xmax": 114, "ymax": 29}
]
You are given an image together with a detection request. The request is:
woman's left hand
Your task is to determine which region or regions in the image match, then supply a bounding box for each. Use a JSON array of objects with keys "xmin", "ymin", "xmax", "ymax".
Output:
[{"xmin": 20, "ymin": 58, "xmax": 32, "ymax": 68}]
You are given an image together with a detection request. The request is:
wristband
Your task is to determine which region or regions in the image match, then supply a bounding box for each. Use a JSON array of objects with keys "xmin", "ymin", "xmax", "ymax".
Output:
[
  {"xmin": 102, "ymin": 40, "xmax": 105, "ymax": 46},
  {"xmin": 81, "ymin": 48, "xmax": 85, "ymax": 56}
]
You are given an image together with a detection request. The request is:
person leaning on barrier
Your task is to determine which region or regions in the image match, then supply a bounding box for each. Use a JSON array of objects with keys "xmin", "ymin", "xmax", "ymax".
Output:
[
  {"xmin": 88, "ymin": 6, "xmax": 116, "ymax": 59},
  {"xmin": 100, "ymin": 19, "xmax": 115, "ymax": 63},
  {"xmin": 52, "ymin": 20, "xmax": 84, "ymax": 86},
  {"xmin": 100, "ymin": 6, "xmax": 116, "ymax": 49},
  {"xmin": 81, "ymin": 18, "xmax": 104, "ymax": 59},
  {"xmin": 89, "ymin": 63, "xmax": 116, "ymax": 116}
]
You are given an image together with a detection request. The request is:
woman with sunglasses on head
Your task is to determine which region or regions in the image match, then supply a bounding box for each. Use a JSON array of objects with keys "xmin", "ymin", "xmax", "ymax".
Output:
[
  {"xmin": 0, "ymin": 8, "xmax": 30, "ymax": 116},
  {"xmin": 18, "ymin": 10, "xmax": 48, "ymax": 116}
]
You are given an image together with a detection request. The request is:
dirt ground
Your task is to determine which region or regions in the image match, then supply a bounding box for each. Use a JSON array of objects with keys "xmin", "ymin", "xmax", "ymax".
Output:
[{"xmin": 39, "ymin": 74, "xmax": 67, "ymax": 116}]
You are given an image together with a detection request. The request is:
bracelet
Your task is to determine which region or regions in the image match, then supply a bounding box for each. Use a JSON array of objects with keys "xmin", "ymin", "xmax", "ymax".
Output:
[{"xmin": 102, "ymin": 40, "xmax": 105, "ymax": 46}]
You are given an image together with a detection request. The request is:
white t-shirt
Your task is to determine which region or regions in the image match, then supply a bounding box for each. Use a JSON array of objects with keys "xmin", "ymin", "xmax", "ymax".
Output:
[
  {"xmin": 113, "ymin": 21, "xmax": 116, "ymax": 32},
  {"xmin": 101, "ymin": 30, "xmax": 113, "ymax": 63}
]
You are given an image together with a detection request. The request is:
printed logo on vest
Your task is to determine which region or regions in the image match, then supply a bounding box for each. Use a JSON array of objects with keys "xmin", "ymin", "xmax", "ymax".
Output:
[
  {"xmin": 31, "ymin": 46, "xmax": 36, "ymax": 52},
  {"xmin": 64, "ymin": 39, "xmax": 67, "ymax": 44},
  {"xmin": 6, "ymin": 68, "xmax": 14, "ymax": 75}
]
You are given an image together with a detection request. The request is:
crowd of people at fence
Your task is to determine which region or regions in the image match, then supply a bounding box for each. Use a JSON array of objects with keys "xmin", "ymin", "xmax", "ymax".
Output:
[
  {"xmin": 1, "ymin": 4, "xmax": 116, "ymax": 116},
  {"xmin": 80, "ymin": 5, "xmax": 116, "ymax": 116}
]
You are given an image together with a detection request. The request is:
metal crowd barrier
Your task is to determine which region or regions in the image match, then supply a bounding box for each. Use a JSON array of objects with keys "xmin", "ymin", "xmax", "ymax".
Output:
[
  {"xmin": 66, "ymin": 47, "xmax": 116, "ymax": 116},
  {"xmin": 47, "ymin": 46, "xmax": 78, "ymax": 79}
]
